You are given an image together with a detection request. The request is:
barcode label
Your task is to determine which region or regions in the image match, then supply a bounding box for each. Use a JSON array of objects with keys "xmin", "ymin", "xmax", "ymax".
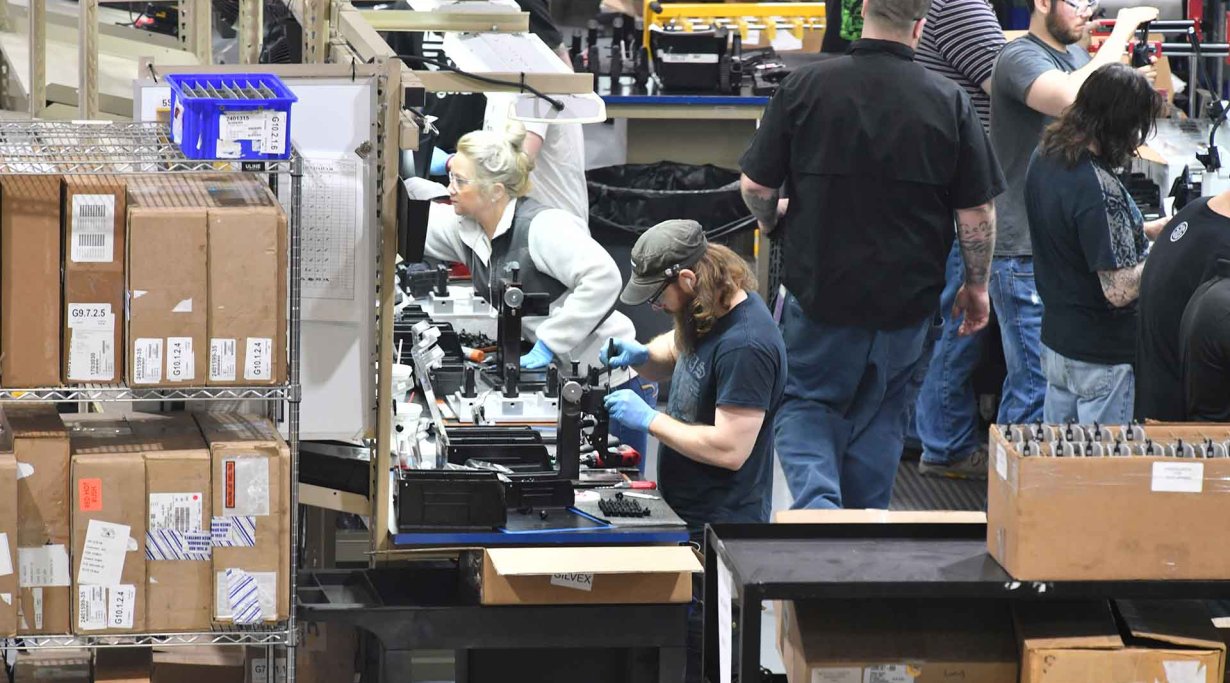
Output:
[
  {"xmin": 245, "ymin": 337, "xmax": 273, "ymax": 381},
  {"xmin": 149, "ymin": 493, "xmax": 203, "ymax": 534},
  {"xmin": 210, "ymin": 338, "xmax": 237, "ymax": 382},
  {"xmin": 71, "ymin": 195, "xmax": 115, "ymax": 263},
  {"xmin": 133, "ymin": 338, "xmax": 163, "ymax": 384},
  {"xmin": 166, "ymin": 337, "xmax": 194, "ymax": 382}
]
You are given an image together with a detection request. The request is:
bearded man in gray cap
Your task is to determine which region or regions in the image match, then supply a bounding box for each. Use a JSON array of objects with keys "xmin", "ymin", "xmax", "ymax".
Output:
[{"xmin": 602, "ymin": 219, "xmax": 785, "ymax": 530}]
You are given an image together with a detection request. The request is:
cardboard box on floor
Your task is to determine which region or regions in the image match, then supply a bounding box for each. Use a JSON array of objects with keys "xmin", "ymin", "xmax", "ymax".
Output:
[
  {"xmin": 988, "ymin": 424, "xmax": 1230, "ymax": 580},
  {"xmin": 151, "ymin": 645, "xmax": 245, "ymax": 683},
  {"xmin": 0, "ymin": 175, "xmax": 63, "ymax": 387},
  {"xmin": 61, "ymin": 175, "xmax": 126, "ymax": 384},
  {"xmin": 194, "ymin": 175, "xmax": 287, "ymax": 386},
  {"xmin": 194, "ymin": 412, "xmax": 289, "ymax": 624},
  {"xmin": 463, "ymin": 546, "xmax": 701, "ymax": 605},
  {"xmin": 128, "ymin": 412, "xmax": 213, "ymax": 632},
  {"xmin": 0, "ymin": 419, "xmax": 17, "ymax": 637},
  {"xmin": 11, "ymin": 404, "xmax": 71, "ymax": 635},
  {"xmin": 12, "ymin": 648, "xmax": 90, "ymax": 683},
  {"xmin": 1016, "ymin": 600, "xmax": 1226, "ymax": 683},
  {"xmin": 778, "ymin": 599, "xmax": 1018, "ymax": 683},
  {"xmin": 126, "ymin": 175, "xmax": 209, "ymax": 387},
  {"xmin": 65, "ymin": 415, "xmax": 147, "ymax": 634},
  {"xmin": 96, "ymin": 648, "xmax": 153, "ymax": 683}
]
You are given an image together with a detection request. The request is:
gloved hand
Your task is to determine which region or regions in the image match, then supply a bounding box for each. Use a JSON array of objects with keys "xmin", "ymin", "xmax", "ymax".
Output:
[
  {"xmin": 429, "ymin": 147, "xmax": 453, "ymax": 176},
  {"xmin": 599, "ymin": 338, "xmax": 649, "ymax": 369},
  {"xmin": 604, "ymin": 389, "xmax": 658, "ymax": 432},
  {"xmin": 519, "ymin": 340, "xmax": 555, "ymax": 369}
]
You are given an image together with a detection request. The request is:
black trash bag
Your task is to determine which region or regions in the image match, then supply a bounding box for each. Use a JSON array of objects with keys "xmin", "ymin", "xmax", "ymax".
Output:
[{"xmin": 586, "ymin": 161, "xmax": 752, "ymax": 238}]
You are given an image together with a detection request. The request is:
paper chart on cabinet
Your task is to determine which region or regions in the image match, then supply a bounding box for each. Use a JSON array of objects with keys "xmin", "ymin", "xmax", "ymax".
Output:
[{"xmin": 286, "ymin": 156, "xmax": 367, "ymax": 323}]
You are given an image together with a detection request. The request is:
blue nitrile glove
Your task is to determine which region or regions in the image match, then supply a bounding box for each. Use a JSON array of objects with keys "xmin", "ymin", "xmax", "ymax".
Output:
[
  {"xmin": 519, "ymin": 340, "xmax": 555, "ymax": 369},
  {"xmin": 599, "ymin": 338, "xmax": 649, "ymax": 369},
  {"xmin": 604, "ymin": 389, "xmax": 658, "ymax": 432},
  {"xmin": 429, "ymin": 147, "xmax": 452, "ymax": 176}
]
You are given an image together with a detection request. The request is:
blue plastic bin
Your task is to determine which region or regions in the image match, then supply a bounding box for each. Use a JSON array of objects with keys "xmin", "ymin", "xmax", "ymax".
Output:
[{"xmin": 166, "ymin": 73, "xmax": 298, "ymax": 160}]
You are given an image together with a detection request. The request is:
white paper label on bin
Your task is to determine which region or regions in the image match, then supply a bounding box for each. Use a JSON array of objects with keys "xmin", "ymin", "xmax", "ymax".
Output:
[
  {"xmin": 133, "ymin": 338, "xmax": 163, "ymax": 384},
  {"xmin": 67, "ymin": 303, "xmax": 115, "ymax": 381},
  {"xmin": 166, "ymin": 337, "xmax": 195, "ymax": 382},
  {"xmin": 1151, "ymin": 462, "xmax": 1204, "ymax": 493},
  {"xmin": 18, "ymin": 546, "xmax": 70, "ymax": 587},
  {"xmin": 0, "ymin": 534, "xmax": 11, "ymax": 577},
  {"xmin": 71, "ymin": 194, "xmax": 115, "ymax": 262},
  {"xmin": 811, "ymin": 669, "xmax": 860, "ymax": 683},
  {"xmin": 210, "ymin": 338, "xmax": 237, "ymax": 382},
  {"xmin": 1162, "ymin": 660, "xmax": 1206, "ymax": 683},
  {"xmin": 107, "ymin": 584, "xmax": 135, "ymax": 629},
  {"xmin": 78, "ymin": 520, "xmax": 130, "ymax": 586},
  {"xmin": 77, "ymin": 585, "xmax": 107, "ymax": 630},
  {"xmin": 262, "ymin": 111, "xmax": 288, "ymax": 155},
  {"xmin": 216, "ymin": 140, "xmax": 242, "ymax": 159},
  {"xmin": 219, "ymin": 112, "xmax": 267, "ymax": 141},
  {"xmin": 549, "ymin": 573, "xmax": 594, "ymax": 592},
  {"xmin": 863, "ymin": 664, "xmax": 916, "ymax": 683},
  {"xmin": 995, "ymin": 443, "xmax": 1007, "ymax": 481},
  {"xmin": 244, "ymin": 337, "xmax": 273, "ymax": 381},
  {"xmin": 223, "ymin": 457, "xmax": 270, "ymax": 517}
]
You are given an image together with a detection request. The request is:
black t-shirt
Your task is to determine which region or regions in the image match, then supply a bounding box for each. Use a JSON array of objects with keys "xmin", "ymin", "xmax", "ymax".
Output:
[
  {"xmin": 739, "ymin": 39, "xmax": 1005, "ymax": 330},
  {"xmin": 1137, "ymin": 198, "xmax": 1230, "ymax": 420},
  {"xmin": 1025, "ymin": 150, "xmax": 1147, "ymax": 365},
  {"xmin": 1179, "ymin": 261, "xmax": 1230, "ymax": 421},
  {"xmin": 658, "ymin": 292, "xmax": 786, "ymax": 530}
]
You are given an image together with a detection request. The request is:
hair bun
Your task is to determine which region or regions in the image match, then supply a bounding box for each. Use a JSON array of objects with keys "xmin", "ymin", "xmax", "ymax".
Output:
[{"xmin": 504, "ymin": 120, "xmax": 528, "ymax": 151}]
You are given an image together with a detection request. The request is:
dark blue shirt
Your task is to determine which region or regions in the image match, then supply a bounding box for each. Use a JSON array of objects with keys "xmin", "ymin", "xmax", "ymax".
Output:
[
  {"xmin": 1026, "ymin": 150, "xmax": 1148, "ymax": 365},
  {"xmin": 657, "ymin": 291, "xmax": 786, "ymax": 529}
]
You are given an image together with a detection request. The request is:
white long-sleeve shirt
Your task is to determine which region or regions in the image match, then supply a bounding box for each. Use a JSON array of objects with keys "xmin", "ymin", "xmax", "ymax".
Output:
[
  {"xmin": 425, "ymin": 199, "xmax": 636, "ymax": 373},
  {"xmin": 484, "ymin": 94, "xmax": 590, "ymax": 225}
]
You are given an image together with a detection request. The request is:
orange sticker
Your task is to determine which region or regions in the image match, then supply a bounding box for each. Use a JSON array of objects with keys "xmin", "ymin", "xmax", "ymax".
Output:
[{"xmin": 78, "ymin": 478, "xmax": 102, "ymax": 511}]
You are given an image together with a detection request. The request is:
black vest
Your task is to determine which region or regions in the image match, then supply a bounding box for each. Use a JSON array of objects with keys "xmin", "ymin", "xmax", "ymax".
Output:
[{"xmin": 469, "ymin": 197, "xmax": 569, "ymax": 305}]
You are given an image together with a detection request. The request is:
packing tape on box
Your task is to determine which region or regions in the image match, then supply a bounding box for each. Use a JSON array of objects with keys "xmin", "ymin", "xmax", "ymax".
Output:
[
  {"xmin": 146, "ymin": 529, "xmax": 211, "ymax": 561},
  {"xmin": 225, "ymin": 568, "xmax": 262, "ymax": 625},
  {"xmin": 210, "ymin": 516, "xmax": 256, "ymax": 548}
]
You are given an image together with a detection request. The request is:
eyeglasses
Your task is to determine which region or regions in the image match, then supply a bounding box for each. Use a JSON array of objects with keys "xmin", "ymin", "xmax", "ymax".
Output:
[
  {"xmin": 1060, "ymin": 0, "xmax": 1098, "ymax": 14},
  {"xmin": 448, "ymin": 171, "xmax": 473, "ymax": 188},
  {"xmin": 647, "ymin": 265, "xmax": 683, "ymax": 307}
]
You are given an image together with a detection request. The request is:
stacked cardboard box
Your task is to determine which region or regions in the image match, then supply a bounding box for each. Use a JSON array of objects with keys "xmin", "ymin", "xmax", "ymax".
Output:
[
  {"xmin": 11, "ymin": 404, "xmax": 71, "ymax": 635},
  {"xmin": 195, "ymin": 412, "xmax": 289, "ymax": 624},
  {"xmin": 0, "ymin": 411, "xmax": 16, "ymax": 637},
  {"xmin": 11, "ymin": 649, "xmax": 90, "ymax": 683},
  {"xmin": 152, "ymin": 645, "xmax": 245, "ymax": 683},
  {"xmin": 1, "ymin": 175, "xmax": 63, "ymax": 387},
  {"xmin": 65, "ymin": 415, "xmax": 147, "ymax": 634},
  {"xmin": 96, "ymin": 648, "xmax": 153, "ymax": 683},
  {"xmin": 62, "ymin": 175, "xmax": 127, "ymax": 384}
]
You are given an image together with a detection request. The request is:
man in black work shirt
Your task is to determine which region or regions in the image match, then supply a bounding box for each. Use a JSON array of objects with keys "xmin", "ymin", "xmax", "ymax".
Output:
[
  {"xmin": 739, "ymin": 0, "xmax": 1004, "ymax": 509},
  {"xmin": 1180, "ymin": 259, "xmax": 1230, "ymax": 421}
]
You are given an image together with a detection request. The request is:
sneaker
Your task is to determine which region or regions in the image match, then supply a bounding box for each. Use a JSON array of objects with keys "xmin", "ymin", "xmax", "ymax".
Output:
[{"xmin": 918, "ymin": 447, "xmax": 989, "ymax": 480}]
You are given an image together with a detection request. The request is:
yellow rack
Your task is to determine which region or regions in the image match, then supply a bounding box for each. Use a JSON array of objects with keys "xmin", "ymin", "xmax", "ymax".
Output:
[{"xmin": 643, "ymin": 1, "xmax": 826, "ymax": 45}]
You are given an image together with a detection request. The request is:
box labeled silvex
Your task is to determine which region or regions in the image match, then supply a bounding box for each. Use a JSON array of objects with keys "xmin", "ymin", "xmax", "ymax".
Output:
[{"xmin": 988, "ymin": 423, "xmax": 1230, "ymax": 581}]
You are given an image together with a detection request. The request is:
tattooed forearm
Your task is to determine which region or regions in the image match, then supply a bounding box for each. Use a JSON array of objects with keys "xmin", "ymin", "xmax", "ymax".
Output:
[
  {"xmin": 740, "ymin": 175, "xmax": 781, "ymax": 233},
  {"xmin": 1098, "ymin": 263, "xmax": 1145, "ymax": 308},
  {"xmin": 955, "ymin": 202, "xmax": 997, "ymax": 286}
]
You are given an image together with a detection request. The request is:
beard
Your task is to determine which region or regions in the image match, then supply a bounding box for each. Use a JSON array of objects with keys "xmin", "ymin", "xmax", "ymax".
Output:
[
  {"xmin": 672, "ymin": 302, "xmax": 701, "ymax": 356},
  {"xmin": 1045, "ymin": 5, "xmax": 1084, "ymax": 45}
]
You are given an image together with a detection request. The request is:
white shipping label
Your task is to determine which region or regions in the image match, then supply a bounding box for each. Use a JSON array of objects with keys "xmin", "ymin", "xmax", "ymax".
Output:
[
  {"xmin": 32, "ymin": 586, "xmax": 42, "ymax": 629},
  {"xmin": 70, "ymin": 194, "xmax": 115, "ymax": 262},
  {"xmin": 77, "ymin": 585, "xmax": 107, "ymax": 631},
  {"xmin": 864, "ymin": 665, "xmax": 917, "ymax": 683},
  {"xmin": 216, "ymin": 140, "xmax": 242, "ymax": 159},
  {"xmin": 133, "ymin": 338, "xmax": 163, "ymax": 384},
  {"xmin": 1151, "ymin": 462, "xmax": 1204, "ymax": 493},
  {"xmin": 149, "ymin": 493, "xmax": 204, "ymax": 533},
  {"xmin": 77, "ymin": 520, "xmax": 130, "ymax": 586},
  {"xmin": 549, "ymin": 573, "xmax": 594, "ymax": 592},
  {"xmin": 245, "ymin": 337, "xmax": 273, "ymax": 381},
  {"xmin": 66, "ymin": 303, "xmax": 113, "ymax": 331},
  {"xmin": 812, "ymin": 669, "xmax": 861, "ymax": 683},
  {"xmin": 995, "ymin": 442, "xmax": 1008, "ymax": 481},
  {"xmin": 67, "ymin": 305, "xmax": 116, "ymax": 382},
  {"xmin": 210, "ymin": 339, "xmax": 237, "ymax": 382},
  {"xmin": 107, "ymin": 585, "xmax": 135, "ymax": 629},
  {"xmin": 0, "ymin": 533, "xmax": 11, "ymax": 577},
  {"xmin": 219, "ymin": 112, "xmax": 268, "ymax": 141},
  {"xmin": 262, "ymin": 111, "xmax": 289, "ymax": 155},
  {"xmin": 1162, "ymin": 660, "xmax": 1207, "ymax": 683},
  {"xmin": 223, "ymin": 457, "xmax": 271, "ymax": 517},
  {"xmin": 166, "ymin": 337, "xmax": 195, "ymax": 382},
  {"xmin": 18, "ymin": 546, "xmax": 70, "ymax": 587}
]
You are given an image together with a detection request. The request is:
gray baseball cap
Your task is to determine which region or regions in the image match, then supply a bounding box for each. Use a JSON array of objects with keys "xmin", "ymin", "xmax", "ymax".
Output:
[{"xmin": 620, "ymin": 219, "xmax": 709, "ymax": 305}]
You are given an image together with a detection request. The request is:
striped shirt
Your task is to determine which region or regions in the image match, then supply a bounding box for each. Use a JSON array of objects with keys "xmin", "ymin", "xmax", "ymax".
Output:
[{"xmin": 916, "ymin": 0, "xmax": 1005, "ymax": 130}]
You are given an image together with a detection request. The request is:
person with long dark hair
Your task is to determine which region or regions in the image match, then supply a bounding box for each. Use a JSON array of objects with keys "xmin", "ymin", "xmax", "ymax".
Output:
[{"xmin": 1024, "ymin": 62, "xmax": 1168, "ymax": 424}]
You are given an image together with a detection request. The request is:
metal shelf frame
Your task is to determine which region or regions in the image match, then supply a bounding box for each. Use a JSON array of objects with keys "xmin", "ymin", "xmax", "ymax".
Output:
[{"xmin": 0, "ymin": 121, "xmax": 303, "ymax": 678}]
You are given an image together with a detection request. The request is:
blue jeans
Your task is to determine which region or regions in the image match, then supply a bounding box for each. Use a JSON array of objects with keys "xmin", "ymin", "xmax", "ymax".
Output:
[
  {"xmin": 915, "ymin": 242, "xmax": 984, "ymax": 465},
  {"xmin": 1041, "ymin": 344, "xmax": 1135, "ymax": 424},
  {"xmin": 988, "ymin": 257, "xmax": 1045, "ymax": 425},
  {"xmin": 608, "ymin": 377, "xmax": 657, "ymax": 472},
  {"xmin": 775, "ymin": 293, "xmax": 931, "ymax": 509}
]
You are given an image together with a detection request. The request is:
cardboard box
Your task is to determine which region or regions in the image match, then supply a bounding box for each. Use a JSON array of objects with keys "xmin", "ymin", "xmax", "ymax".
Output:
[
  {"xmin": 130, "ymin": 412, "xmax": 213, "ymax": 632},
  {"xmin": 11, "ymin": 404, "xmax": 71, "ymax": 635},
  {"xmin": 12, "ymin": 648, "xmax": 90, "ymax": 683},
  {"xmin": 773, "ymin": 509, "xmax": 986, "ymax": 524},
  {"xmin": 198, "ymin": 176, "xmax": 287, "ymax": 386},
  {"xmin": 127, "ymin": 176, "xmax": 209, "ymax": 387},
  {"xmin": 152, "ymin": 646, "xmax": 245, "ymax": 683},
  {"xmin": 988, "ymin": 424, "xmax": 1230, "ymax": 580},
  {"xmin": 778, "ymin": 599, "xmax": 1018, "ymax": 683},
  {"xmin": 67, "ymin": 416, "xmax": 148, "ymax": 634},
  {"xmin": 0, "ymin": 437, "xmax": 17, "ymax": 636},
  {"xmin": 296, "ymin": 622, "xmax": 358, "ymax": 683},
  {"xmin": 1016, "ymin": 600, "xmax": 1226, "ymax": 683},
  {"xmin": 96, "ymin": 648, "xmax": 153, "ymax": 683},
  {"xmin": 463, "ymin": 546, "xmax": 701, "ymax": 605},
  {"xmin": 62, "ymin": 175, "xmax": 126, "ymax": 384},
  {"xmin": 0, "ymin": 175, "xmax": 63, "ymax": 387},
  {"xmin": 195, "ymin": 412, "xmax": 289, "ymax": 624}
]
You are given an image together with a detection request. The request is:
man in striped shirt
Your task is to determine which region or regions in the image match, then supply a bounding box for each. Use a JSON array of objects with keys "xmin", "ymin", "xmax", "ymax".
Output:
[{"xmin": 911, "ymin": 0, "xmax": 1004, "ymax": 479}]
